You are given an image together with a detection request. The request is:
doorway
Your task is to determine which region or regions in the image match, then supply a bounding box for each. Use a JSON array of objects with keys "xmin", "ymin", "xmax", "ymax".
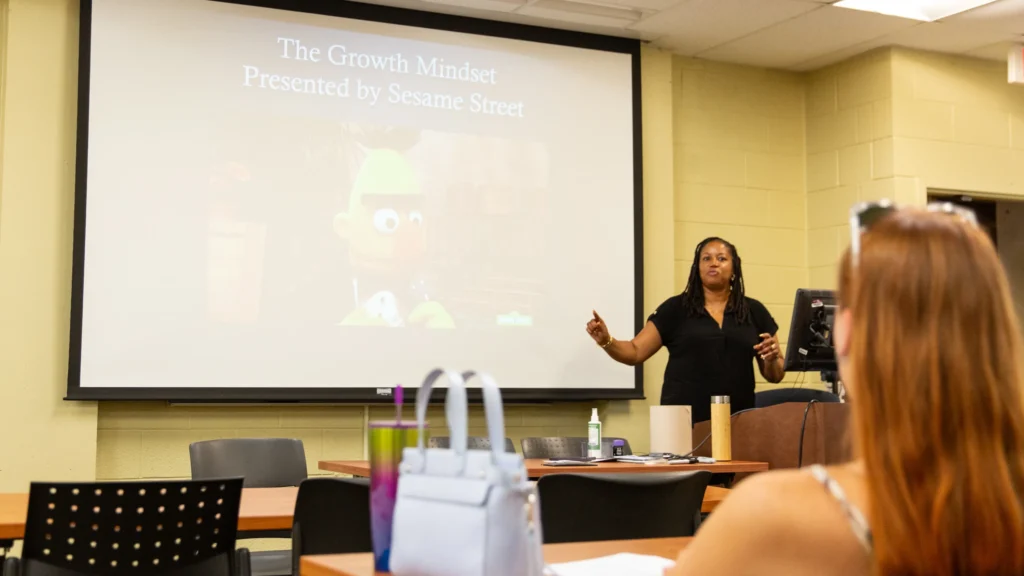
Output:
[{"xmin": 929, "ymin": 191, "xmax": 1024, "ymax": 322}]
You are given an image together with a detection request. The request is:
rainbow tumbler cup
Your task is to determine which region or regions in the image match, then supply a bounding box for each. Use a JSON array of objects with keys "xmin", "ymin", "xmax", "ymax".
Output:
[{"xmin": 368, "ymin": 421, "xmax": 421, "ymax": 572}]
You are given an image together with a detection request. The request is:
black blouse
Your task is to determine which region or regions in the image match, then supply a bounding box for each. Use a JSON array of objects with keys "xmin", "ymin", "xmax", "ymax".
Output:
[{"xmin": 648, "ymin": 295, "xmax": 778, "ymax": 423}]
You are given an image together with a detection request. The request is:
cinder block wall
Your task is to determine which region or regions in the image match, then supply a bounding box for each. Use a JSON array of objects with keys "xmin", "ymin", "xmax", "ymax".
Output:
[{"xmin": 671, "ymin": 57, "xmax": 809, "ymax": 390}]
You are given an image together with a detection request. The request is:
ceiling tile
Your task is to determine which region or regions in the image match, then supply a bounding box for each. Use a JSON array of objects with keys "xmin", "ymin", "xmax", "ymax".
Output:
[
  {"xmin": 350, "ymin": 0, "xmax": 522, "ymax": 19},
  {"xmin": 821, "ymin": 20, "xmax": 1014, "ymax": 56},
  {"xmin": 350, "ymin": 0, "xmax": 642, "ymax": 36},
  {"xmin": 943, "ymin": 0, "xmax": 1024, "ymax": 34},
  {"xmin": 598, "ymin": 0, "xmax": 689, "ymax": 13},
  {"xmin": 514, "ymin": 3, "xmax": 638, "ymax": 29},
  {"xmin": 790, "ymin": 20, "xmax": 1015, "ymax": 70},
  {"xmin": 884, "ymin": 21, "xmax": 1015, "ymax": 52},
  {"xmin": 696, "ymin": 5, "xmax": 917, "ymax": 68},
  {"xmin": 633, "ymin": 0, "xmax": 820, "ymax": 55},
  {"xmin": 964, "ymin": 40, "xmax": 1024, "ymax": 60},
  {"xmin": 787, "ymin": 39, "xmax": 887, "ymax": 71},
  {"xmin": 424, "ymin": 0, "xmax": 523, "ymax": 13}
]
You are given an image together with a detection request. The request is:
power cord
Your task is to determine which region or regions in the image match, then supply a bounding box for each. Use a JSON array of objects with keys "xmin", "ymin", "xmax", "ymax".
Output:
[
  {"xmin": 797, "ymin": 399, "xmax": 819, "ymax": 468},
  {"xmin": 679, "ymin": 407, "xmax": 760, "ymax": 458},
  {"xmin": 795, "ymin": 370, "xmax": 807, "ymax": 389},
  {"xmin": 656, "ymin": 401, "xmax": 821, "ymax": 466}
]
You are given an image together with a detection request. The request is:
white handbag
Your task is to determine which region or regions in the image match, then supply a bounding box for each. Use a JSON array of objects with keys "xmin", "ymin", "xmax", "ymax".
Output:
[{"xmin": 389, "ymin": 369, "xmax": 545, "ymax": 576}]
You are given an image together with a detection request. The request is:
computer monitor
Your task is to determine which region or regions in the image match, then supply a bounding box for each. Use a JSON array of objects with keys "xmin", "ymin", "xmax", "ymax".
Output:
[{"xmin": 783, "ymin": 289, "xmax": 838, "ymax": 377}]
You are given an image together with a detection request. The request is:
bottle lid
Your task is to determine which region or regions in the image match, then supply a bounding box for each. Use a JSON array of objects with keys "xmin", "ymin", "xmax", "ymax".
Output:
[
  {"xmin": 612, "ymin": 439, "xmax": 624, "ymax": 446},
  {"xmin": 711, "ymin": 395, "xmax": 731, "ymax": 404},
  {"xmin": 591, "ymin": 408, "xmax": 599, "ymax": 420}
]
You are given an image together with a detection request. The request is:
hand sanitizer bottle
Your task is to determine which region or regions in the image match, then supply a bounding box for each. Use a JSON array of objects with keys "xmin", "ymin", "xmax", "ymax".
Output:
[{"xmin": 588, "ymin": 408, "xmax": 602, "ymax": 458}]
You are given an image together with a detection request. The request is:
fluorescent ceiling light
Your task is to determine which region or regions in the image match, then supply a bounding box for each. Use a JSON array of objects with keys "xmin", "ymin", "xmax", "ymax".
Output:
[{"xmin": 833, "ymin": 0, "xmax": 999, "ymax": 22}]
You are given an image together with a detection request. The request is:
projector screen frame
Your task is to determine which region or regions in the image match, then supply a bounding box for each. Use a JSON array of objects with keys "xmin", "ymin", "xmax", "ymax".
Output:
[{"xmin": 66, "ymin": 0, "xmax": 645, "ymax": 404}]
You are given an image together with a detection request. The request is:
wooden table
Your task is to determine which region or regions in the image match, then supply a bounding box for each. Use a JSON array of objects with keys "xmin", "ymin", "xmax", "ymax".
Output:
[
  {"xmin": 0, "ymin": 486, "xmax": 297, "ymax": 542},
  {"xmin": 301, "ymin": 536, "xmax": 691, "ymax": 576},
  {"xmin": 317, "ymin": 460, "xmax": 734, "ymax": 513},
  {"xmin": 320, "ymin": 458, "xmax": 769, "ymax": 477}
]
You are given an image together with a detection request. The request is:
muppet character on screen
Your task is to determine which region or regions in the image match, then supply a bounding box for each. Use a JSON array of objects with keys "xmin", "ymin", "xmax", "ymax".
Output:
[{"xmin": 333, "ymin": 147, "xmax": 454, "ymax": 328}]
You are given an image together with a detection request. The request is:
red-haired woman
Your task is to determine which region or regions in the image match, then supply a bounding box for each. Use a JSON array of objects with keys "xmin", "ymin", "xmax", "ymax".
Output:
[{"xmin": 667, "ymin": 204, "xmax": 1024, "ymax": 576}]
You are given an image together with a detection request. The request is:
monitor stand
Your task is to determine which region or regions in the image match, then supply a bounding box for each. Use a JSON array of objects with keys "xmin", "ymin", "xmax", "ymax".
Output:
[{"xmin": 820, "ymin": 370, "xmax": 844, "ymax": 400}]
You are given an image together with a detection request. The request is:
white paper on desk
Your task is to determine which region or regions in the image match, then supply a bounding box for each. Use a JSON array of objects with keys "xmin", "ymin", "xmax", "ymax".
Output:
[
  {"xmin": 547, "ymin": 553, "xmax": 675, "ymax": 576},
  {"xmin": 614, "ymin": 455, "xmax": 662, "ymax": 463}
]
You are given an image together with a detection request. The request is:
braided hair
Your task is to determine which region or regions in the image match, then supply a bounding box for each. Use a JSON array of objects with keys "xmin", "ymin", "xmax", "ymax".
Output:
[{"xmin": 680, "ymin": 237, "xmax": 750, "ymax": 324}]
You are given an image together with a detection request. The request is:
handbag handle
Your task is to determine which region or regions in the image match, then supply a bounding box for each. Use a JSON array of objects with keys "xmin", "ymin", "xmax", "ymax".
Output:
[
  {"xmin": 414, "ymin": 369, "xmax": 468, "ymax": 456},
  {"xmin": 461, "ymin": 371, "xmax": 505, "ymax": 464}
]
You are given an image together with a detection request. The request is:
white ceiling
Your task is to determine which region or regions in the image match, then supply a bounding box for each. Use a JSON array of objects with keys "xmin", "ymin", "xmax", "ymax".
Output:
[{"xmin": 357, "ymin": 0, "xmax": 1024, "ymax": 71}]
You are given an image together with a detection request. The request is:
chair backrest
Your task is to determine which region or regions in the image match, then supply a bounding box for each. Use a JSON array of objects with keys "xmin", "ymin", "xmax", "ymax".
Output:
[
  {"xmin": 520, "ymin": 437, "xmax": 632, "ymax": 459},
  {"xmin": 537, "ymin": 472, "xmax": 711, "ymax": 544},
  {"xmin": 289, "ymin": 478, "xmax": 371, "ymax": 576},
  {"xmin": 755, "ymin": 388, "xmax": 841, "ymax": 408},
  {"xmin": 189, "ymin": 438, "xmax": 307, "ymax": 488},
  {"xmin": 17, "ymin": 478, "xmax": 245, "ymax": 576},
  {"xmin": 428, "ymin": 436, "xmax": 517, "ymax": 453}
]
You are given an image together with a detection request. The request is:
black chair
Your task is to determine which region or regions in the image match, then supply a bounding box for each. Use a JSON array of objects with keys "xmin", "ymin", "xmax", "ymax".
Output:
[
  {"xmin": 190, "ymin": 439, "xmax": 307, "ymax": 576},
  {"xmin": 1, "ymin": 478, "xmax": 250, "ymax": 576},
  {"xmin": 289, "ymin": 478, "xmax": 371, "ymax": 576},
  {"xmin": 428, "ymin": 436, "xmax": 517, "ymax": 453},
  {"xmin": 755, "ymin": 388, "xmax": 840, "ymax": 408},
  {"xmin": 536, "ymin": 472, "xmax": 711, "ymax": 544},
  {"xmin": 189, "ymin": 439, "xmax": 307, "ymax": 489},
  {"xmin": 520, "ymin": 437, "xmax": 632, "ymax": 459}
]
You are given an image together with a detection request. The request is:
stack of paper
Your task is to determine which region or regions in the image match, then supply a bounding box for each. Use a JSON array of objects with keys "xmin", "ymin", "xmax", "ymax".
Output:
[
  {"xmin": 614, "ymin": 455, "xmax": 663, "ymax": 463},
  {"xmin": 547, "ymin": 553, "xmax": 675, "ymax": 576}
]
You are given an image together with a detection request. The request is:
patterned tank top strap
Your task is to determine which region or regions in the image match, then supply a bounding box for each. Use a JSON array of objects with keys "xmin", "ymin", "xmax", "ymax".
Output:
[{"xmin": 807, "ymin": 464, "xmax": 873, "ymax": 554}]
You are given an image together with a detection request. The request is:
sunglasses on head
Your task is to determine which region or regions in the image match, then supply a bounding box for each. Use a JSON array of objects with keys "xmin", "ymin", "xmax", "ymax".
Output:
[{"xmin": 848, "ymin": 199, "xmax": 979, "ymax": 266}]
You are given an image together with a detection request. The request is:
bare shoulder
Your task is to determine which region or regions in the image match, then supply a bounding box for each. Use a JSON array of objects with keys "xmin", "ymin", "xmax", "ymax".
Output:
[
  {"xmin": 717, "ymin": 468, "xmax": 825, "ymax": 522},
  {"xmin": 723, "ymin": 465, "xmax": 866, "ymax": 533},
  {"xmin": 671, "ymin": 466, "xmax": 869, "ymax": 576},
  {"xmin": 689, "ymin": 468, "xmax": 835, "ymax": 546}
]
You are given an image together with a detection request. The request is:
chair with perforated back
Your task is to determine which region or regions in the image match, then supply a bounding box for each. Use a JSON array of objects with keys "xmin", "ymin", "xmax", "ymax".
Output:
[
  {"xmin": 520, "ymin": 437, "xmax": 633, "ymax": 459},
  {"xmin": 289, "ymin": 478, "xmax": 371, "ymax": 576},
  {"xmin": 428, "ymin": 436, "xmax": 517, "ymax": 453},
  {"xmin": 536, "ymin": 472, "xmax": 711, "ymax": 544},
  {"xmin": 1, "ymin": 478, "xmax": 250, "ymax": 576},
  {"xmin": 189, "ymin": 439, "xmax": 306, "ymax": 576}
]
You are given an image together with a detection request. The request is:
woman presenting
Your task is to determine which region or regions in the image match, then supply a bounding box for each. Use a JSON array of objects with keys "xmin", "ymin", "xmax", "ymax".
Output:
[{"xmin": 587, "ymin": 237, "xmax": 784, "ymax": 422}]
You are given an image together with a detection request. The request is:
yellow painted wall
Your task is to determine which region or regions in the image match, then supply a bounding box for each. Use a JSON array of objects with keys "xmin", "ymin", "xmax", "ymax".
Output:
[
  {"xmin": 804, "ymin": 49, "xmax": 899, "ymax": 289},
  {"xmin": 0, "ymin": 0, "xmax": 99, "ymax": 491},
  {"xmin": 803, "ymin": 47, "xmax": 1024, "ymax": 289},
  {"xmin": 602, "ymin": 46, "xmax": 675, "ymax": 453},
  {"xmin": 0, "ymin": 0, "xmax": 7, "ymax": 218},
  {"xmin": 889, "ymin": 48, "xmax": 1024, "ymax": 200},
  {"xmin": 96, "ymin": 403, "xmax": 598, "ymax": 479},
  {"xmin": 671, "ymin": 56, "xmax": 808, "ymax": 389}
]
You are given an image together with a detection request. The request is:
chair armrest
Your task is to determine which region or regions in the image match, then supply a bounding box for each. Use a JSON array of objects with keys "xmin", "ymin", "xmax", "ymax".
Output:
[
  {"xmin": 3, "ymin": 557, "xmax": 21, "ymax": 576},
  {"xmin": 234, "ymin": 548, "xmax": 252, "ymax": 576}
]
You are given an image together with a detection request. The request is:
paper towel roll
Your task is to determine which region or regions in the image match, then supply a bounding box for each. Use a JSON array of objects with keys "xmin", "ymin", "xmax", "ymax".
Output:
[{"xmin": 650, "ymin": 405, "xmax": 692, "ymax": 455}]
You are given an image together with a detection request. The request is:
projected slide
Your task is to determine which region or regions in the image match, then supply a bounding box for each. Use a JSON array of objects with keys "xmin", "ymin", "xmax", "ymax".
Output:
[
  {"xmin": 205, "ymin": 124, "xmax": 549, "ymax": 332},
  {"xmin": 77, "ymin": 0, "xmax": 636, "ymax": 392}
]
